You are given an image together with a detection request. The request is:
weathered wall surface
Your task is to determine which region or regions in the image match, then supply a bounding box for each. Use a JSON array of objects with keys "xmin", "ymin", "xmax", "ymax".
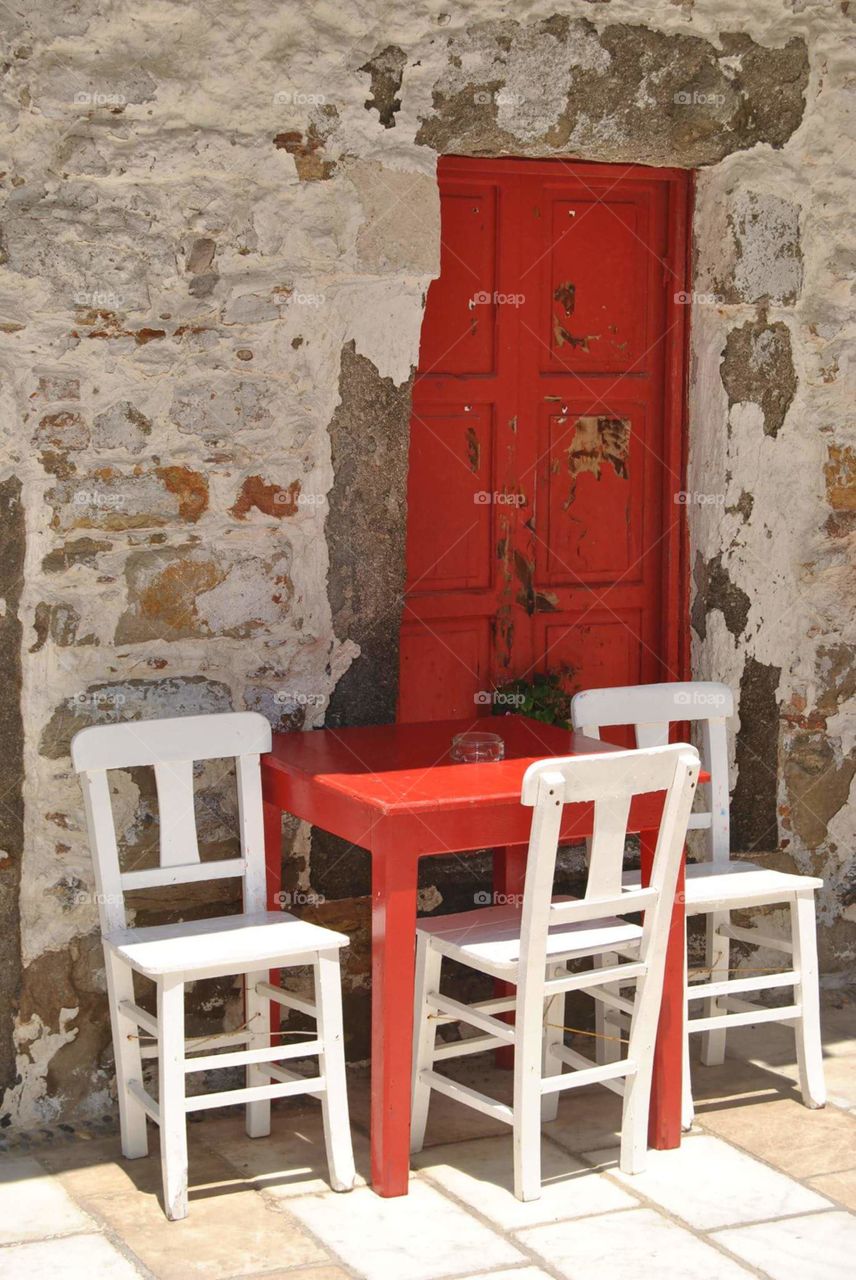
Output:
[{"xmin": 0, "ymin": 0, "xmax": 852, "ymax": 1127}]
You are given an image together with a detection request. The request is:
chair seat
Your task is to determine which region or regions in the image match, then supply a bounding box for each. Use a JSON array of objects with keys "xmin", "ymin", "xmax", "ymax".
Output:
[
  {"xmin": 416, "ymin": 898, "xmax": 643, "ymax": 973},
  {"xmin": 622, "ymin": 860, "xmax": 822, "ymax": 911},
  {"xmin": 105, "ymin": 911, "xmax": 348, "ymax": 978}
]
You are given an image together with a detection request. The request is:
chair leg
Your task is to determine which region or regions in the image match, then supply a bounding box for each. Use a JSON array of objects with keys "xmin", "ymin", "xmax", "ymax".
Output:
[
  {"xmin": 620, "ymin": 968, "xmax": 662, "ymax": 1175},
  {"xmin": 410, "ymin": 935, "xmax": 441, "ymax": 1154},
  {"xmin": 314, "ymin": 950, "xmax": 356, "ymax": 1192},
  {"xmin": 513, "ymin": 1006, "xmax": 544, "ymax": 1201},
  {"xmin": 681, "ymin": 1017, "xmax": 695, "ymax": 1130},
  {"xmin": 541, "ymin": 962, "xmax": 565, "ymax": 1122},
  {"xmin": 157, "ymin": 976, "xmax": 188, "ymax": 1221},
  {"xmin": 681, "ymin": 913, "xmax": 695, "ymax": 1130},
  {"xmin": 245, "ymin": 971, "xmax": 272, "ymax": 1138},
  {"xmin": 104, "ymin": 950, "xmax": 148, "ymax": 1159},
  {"xmin": 700, "ymin": 909, "xmax": 729, "ymax": 1066},
  {"xmin": 791, "ymin": 891, "xmax": 826, "ymax": 1109}
]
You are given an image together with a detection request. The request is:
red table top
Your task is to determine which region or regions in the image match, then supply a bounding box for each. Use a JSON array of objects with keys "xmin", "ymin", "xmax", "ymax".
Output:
[
  {"xmin": 261, "ymin": 714, "xmax": 708, "ymax": 856},
  {"xmin": 261, "ymin": 715, "xmax": 618, "ymax": 817}
]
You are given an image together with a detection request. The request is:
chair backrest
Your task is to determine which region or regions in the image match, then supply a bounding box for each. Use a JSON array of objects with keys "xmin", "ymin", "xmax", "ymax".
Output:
[
  {"xmin": 71, "ymin": 712, "xmax": 272, "ymax": 934},
  {"xmin": 571, "ymin": 681, "xmax": 733, "ymax": 863},
  {"xmin": 517, "ymin": 744, "xmax": 699, "ymax": 1020}
]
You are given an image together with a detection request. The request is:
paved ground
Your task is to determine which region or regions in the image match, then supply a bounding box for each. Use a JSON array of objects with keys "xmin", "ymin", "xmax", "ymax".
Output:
[{"xmin": 1, "ymin": 1005, "xmax": 854, "ymax": 1280}]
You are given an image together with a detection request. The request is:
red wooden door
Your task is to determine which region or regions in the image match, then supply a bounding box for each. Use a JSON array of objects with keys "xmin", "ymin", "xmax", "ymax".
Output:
[{"xmin": 399, "ymin": 158, "xmax": 691, "ymax": 722}]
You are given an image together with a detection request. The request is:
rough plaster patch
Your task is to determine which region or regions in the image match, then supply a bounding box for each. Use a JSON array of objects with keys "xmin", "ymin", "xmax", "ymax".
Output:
[
  {"xmin": 720, "ymin": 315, "xmax": 797, "ymax": 438},
  {"xmin": 784, "ymin": 730, "xmax": 856, "ymax": 850},
  {"xmin": 692, "ymin": 551, "xmax": 752, "ymax": 640},
  {"xmin": 360, "ymin": 45, "xmax": 407, "ymax": 129},
  {"xmin": 732, "ymin": 657, "xmax": 781, "ymax": 853},
  {"xmin": 325, "ymin": 342, "xmax": 413, "ymax": 728},
  {"xmin": 310, "ymin": 343, "xmax": 413, "ymax": 905},
  {"xmin": 1, "ymin": 1010, "xmax": 78, "ymax": 1126},
  {"xmin": 349, "ymin": 161, "xmax": 440, "ymax": 275},
  {"xmin": 731, "ymin": 190, "xmax": 803, "ymax": 305}
]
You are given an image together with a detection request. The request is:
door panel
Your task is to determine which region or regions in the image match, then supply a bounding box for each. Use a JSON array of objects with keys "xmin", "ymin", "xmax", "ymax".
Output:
[
  {"xmin": 539, "ymin": 612, "xmax": 645, "ymax": 689},
  {"xmin": 418, "ymin": 185, "xmax": 498, "ymax": 376},
  {"xmin": 535, "ymin": 403, "xmax": 644, "ymax": 584},
  {"xmin": 400, "ymin": 158, "xmax": 690, "ymax": 722},
  {"xmin": 405, "ymin": 405, "xmax": 495, "ymax": 592},
  {"xmin": 541, "ymin": 194, "xmax": 651, "ymax": 374},
  {"xmin": 399, "ymin": 619, "xmax": 492, "ymax": 722}
]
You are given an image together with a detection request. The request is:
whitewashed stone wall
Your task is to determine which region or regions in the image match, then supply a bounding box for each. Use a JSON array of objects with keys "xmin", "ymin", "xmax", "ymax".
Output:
[{"xmin": 0, "ymin": 0, "xmax": 852, "ymax": 1127}]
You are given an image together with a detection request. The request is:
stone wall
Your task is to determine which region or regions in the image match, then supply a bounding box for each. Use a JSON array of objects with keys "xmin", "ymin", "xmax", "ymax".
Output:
[{"xmin": 0, "ymin": 0, "xmax": 853, "ymax": 1127}]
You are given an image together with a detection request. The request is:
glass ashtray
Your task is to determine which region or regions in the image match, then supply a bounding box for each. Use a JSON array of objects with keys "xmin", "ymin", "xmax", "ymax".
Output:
[{"xmin": 450, "ymin": 731, "xmax": 505, "ymax": 763}]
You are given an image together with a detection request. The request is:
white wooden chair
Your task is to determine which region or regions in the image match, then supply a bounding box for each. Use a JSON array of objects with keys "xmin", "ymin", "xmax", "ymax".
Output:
[
  {"xmin": 71, "ymin": 711, "xmax": 356, "ymax": 1220},
  {"xmin": 570, "ymin": 682, "xmax": 825, "ymax": 1127},
  {"xmin": 410, "ymin": 743, "xmax": 700, "ymax": 1200}
]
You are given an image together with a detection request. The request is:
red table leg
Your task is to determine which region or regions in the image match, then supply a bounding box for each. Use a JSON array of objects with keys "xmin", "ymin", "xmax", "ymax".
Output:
[
  {"xmin": 370, "ymin": 831, "xmax": 419, "ymax": 1196},
  {"xmin": 492, "ymin": 845, "xmax": 526, "ymax": 1068},
  {"xmin": 640, "ymin": 828, "xmax": 686, "ymax": 1148},
  {"xmin": 263, "ymin": 800, "xmax": 283, "ymax": 1036}
]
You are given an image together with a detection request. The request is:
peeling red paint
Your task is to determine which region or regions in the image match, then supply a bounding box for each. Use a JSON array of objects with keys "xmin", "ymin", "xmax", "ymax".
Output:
[
  {"xmin": 567, "ymin": 416, "xmax": 630, "ymax": 480},
  {"xmin": 553, "ymin": 280, "xmax": 576, "ymax": 316},
  {"xmin": 465, "ymin": 425, "xmax": 480, "ymax": 473},
  {"xmin": 553, "ymin": 314, "xmax": 600, "ymax": 351}
]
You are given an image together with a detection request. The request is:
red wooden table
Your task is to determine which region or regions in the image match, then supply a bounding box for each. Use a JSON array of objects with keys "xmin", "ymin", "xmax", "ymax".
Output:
[{"xmin": 261, "ymin": 714, "xmax": 688, "ymax": 1198}]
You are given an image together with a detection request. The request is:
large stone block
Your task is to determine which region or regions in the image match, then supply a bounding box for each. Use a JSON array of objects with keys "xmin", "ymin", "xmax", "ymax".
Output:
[
  {"xmin": 39, "ymin": 676, "xmax": 234, "ymax": 760},
  {"xmin": 169, "ymin": 379, "xmax": 275, "ymax": 444},
  {"xmin": 47, "ymin": 466, "xmax": 208, "ymax": 531},
  {"xmin": 115, "ymin": 544, "xmax": 294, "ymax": 642},
  {"xmin": 416, "ymin": 18, "xmax": 808, "ymax": 167},
  {"xmin": 91, "ymin": 402, "xmax": 152, "ymax": 454}
]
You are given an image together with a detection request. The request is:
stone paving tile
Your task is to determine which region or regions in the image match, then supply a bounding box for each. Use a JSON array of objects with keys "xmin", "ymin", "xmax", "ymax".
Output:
[
  {"xmin": 414, "ymin": 1134, "xmax": 636, "ymax": 1228},
  {"xmin": 286, "ymin": 1180, "xmax": 524, "ymax": 1280},
  {"xmin": 80, "ymin": 1186, "xmax": 328, "ymax": 1280},
  {"xmin": 198, "ymin": 1107, "xmax": 371, "ymax": 1199},
  {"xmin": 585, "ymin": 1134, "xmax": 832, "ymax": 1230},
  {"xmin": 804, "ymin": 1168, "xmax": 856, "ymax": 1213},
  {"xmin": 0, "ymin": 1155, "xmax": 97, "ymax": 1244},
  {"xmin": 697, "ymin": 1093, "xmax": 856, "ymax": 1179},
  {"xmin": 0, "ymin": 1232, "xmax": 143, "ymax": 1279},
  {"xmin": 518, "ymin": 1207, "xmax": 756, "ymax": 1280},
  {"xmin": 714, "ymin": 1210, "xmax": 856, "ymax": 1280}
]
